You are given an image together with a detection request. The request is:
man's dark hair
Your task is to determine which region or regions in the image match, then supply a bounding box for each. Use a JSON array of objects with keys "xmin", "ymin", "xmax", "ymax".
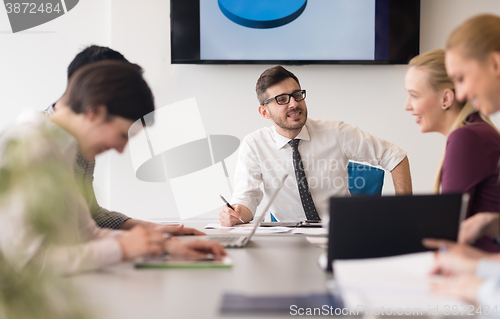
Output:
[
  {"xmin": 67, "ymin": 45, "xmax": 129, "ymax": 79},
  {"xmin": 256, "ymin": 66, "xmax": 301, "ymax": 105},
  {"xmin": 65, "ymin": 60, "xmax": 154, "ymax": 125}
]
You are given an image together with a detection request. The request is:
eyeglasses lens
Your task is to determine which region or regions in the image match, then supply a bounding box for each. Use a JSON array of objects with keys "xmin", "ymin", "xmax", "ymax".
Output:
[
  {"xmin": 293, "ymin": 91, "xmax": 305, "ymax": 101},
  {"xmin": 276, "ymin": 95, "xmax": 290, "ymax": 105}
]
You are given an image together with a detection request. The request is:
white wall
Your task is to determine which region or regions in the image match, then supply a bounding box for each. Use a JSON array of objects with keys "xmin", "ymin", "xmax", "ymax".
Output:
[
  {"xmin": 1, "ymin": 0, "xmax": 500, "ymax": 221},
  {"xmin": 0, "ymin": 0, "xmax": 113, "ymax": 206}
]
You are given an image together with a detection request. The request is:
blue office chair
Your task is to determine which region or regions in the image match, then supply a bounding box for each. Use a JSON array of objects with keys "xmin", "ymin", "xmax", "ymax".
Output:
[
  {"xmin": 271, "ymin": 162, "xmax": 384, "ymax": 221},
  {"xmin": 347, "ymin": 161, "xmax": 385, "ymax": 196}
]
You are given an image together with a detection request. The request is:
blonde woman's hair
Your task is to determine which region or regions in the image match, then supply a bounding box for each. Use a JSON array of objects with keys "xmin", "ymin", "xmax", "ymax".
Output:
[
  {"xmin": 447, "ymin": 14, "xmax": 500, "ymax": 61},
  {"xmin": 408, "ymin": 49, "xmax": 499, "ymax": 192}
]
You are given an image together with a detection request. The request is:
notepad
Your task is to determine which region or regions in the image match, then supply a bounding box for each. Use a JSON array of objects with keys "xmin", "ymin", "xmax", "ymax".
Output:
[
  {"xmin": 205, "ymin": 223, "xmax": 251, "ymax": 229},
  {"xmin": 228, "ymin": 227, "xmax": 292, "ymax": 234},
  {"xmin": 332, "ymin": 252, "xmax": 467, "ymax": 315},
  {"xmin": 135, "ymin": 255, "xmax": 233, "ymax": 269},
  {"xmin": 292, "ymin": 228, "xmax": 328, "ymax": 236}
]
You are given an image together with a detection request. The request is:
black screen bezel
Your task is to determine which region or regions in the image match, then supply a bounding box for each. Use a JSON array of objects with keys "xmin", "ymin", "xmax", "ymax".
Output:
[{"xmin": 171, "ymin": 0, "xmax": 420, "ymax": 65}]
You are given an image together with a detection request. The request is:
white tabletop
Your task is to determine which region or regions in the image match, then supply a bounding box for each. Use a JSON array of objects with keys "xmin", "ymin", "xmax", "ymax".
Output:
[{"xmin": 68, "ymin": 222, "xmax": 331, "ymax": 319}]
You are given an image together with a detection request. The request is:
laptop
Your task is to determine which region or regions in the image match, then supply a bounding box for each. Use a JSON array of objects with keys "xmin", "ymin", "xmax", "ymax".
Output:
[
  {"xmin": 178, "ymin": 174, "xmax": 288, "ymax": 248},
  {"xmin": 326, "ymin": 193, "xmax": 469, "ymax": 271},
  {"xmin": 260, "ymin": 220, "xmax": 322, "ymax": 227}
]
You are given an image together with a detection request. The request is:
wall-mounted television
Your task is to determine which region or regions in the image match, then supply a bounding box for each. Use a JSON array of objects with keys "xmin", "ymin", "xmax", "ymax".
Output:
[{"xmin": 171, "ymin": 0, "xmax": 420, "ymax": 65}]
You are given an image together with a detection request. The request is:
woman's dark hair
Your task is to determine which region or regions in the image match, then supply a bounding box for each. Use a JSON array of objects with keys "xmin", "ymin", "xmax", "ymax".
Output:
[
  {"xmin": 64, "ymin": 60, "xmax": 154, "ymax": 124},
  {"xmin": 256, "ymin": 66, "xmax": 300, "ymax": 105}
]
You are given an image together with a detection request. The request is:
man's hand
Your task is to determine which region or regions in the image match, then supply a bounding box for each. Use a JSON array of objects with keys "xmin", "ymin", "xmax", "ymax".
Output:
[
  {"xmin": 154, "ymin": 224, "xmax": 205, "ymax": 236},
  {"xmin": 164, "ymin": 238, "xmax": 227, "ymax": 258},
  {"xmin": 219, "ymin": 204, "xmax": 245, "ymax": 226},
  {"xmin": 423, "ymin": 239, "xmax": 487, "ymax": 276},
  {"xmin": 118, "ymin": 225, "xmax": 164, "ymax": 260},
  {"xmin": 459, "ymin": 212, "xmax": 500, "ymax": 245},
  {"xmin": 431, "ymin": 275, "xmax": 483, "ymax": 304}
]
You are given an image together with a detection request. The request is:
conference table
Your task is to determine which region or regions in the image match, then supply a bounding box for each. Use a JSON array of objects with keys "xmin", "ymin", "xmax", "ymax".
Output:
[{"xmin": 68, "ymin": 222, "xmax": 332, "ymax": 319}]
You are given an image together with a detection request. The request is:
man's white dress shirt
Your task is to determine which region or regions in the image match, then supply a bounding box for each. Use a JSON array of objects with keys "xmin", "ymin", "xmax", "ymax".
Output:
[{"xmin": 231, "ymin": 119, "xmax": 407, "ymax": 221}]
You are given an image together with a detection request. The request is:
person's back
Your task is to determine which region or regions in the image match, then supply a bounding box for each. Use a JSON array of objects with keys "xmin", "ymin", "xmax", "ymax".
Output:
[{"xmin": 0, "ymin": 110, "xmax": 110, "ymax": 273}]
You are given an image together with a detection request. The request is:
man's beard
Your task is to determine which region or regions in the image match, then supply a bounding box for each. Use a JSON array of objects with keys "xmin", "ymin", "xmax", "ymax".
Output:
[{"xmin": 269, "ymin": 107, "xmax": 307, "ymax": 131}]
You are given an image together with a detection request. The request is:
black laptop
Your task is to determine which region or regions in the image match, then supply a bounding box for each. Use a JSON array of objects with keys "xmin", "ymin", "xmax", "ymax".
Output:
[{"xmin": 327, "ymin": 193, "xmax": 469, "ymax": 271}]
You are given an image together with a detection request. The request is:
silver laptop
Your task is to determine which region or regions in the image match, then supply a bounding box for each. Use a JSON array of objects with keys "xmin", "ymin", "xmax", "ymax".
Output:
[
  {"xmin": 260, "ymin": 220, "xmax": 322, "ymax": 227},
  {"xmin": 180, "ymin": 174, "xmax": 287, "ymax": 248}
]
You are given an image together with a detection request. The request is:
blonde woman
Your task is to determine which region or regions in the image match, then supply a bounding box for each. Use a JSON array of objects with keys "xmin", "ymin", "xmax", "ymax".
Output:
[
  {"xmin": 423, "ymin": 14, "xmax": 500, "ymax": 309},
  {"xmin": 405, "ymin": 49, "xmax": 500, "ymax": 253}
]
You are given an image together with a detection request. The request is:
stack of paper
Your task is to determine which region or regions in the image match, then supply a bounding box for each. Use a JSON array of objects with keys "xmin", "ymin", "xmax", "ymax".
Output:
[
  {"xmin": 204, "ymin": 223, "xmax": 292, "ymax": 234},
  {"xmin": 331, "ymin": 252, "xmax": 467, "ymax": 316},
  {"xmin": 292, "ymin": 228, "xmax": 328, "ymax": 236},
  {"xmin": 205, "ymin": 223, "xmax": 328, "ymax": 236},
  {"xmin": 205, "ymin": 223, "xmax": 246, "ymax": 229},
  {"xmin": 228, "ymin": 227, "xmax": 292, "ymax": 234}
]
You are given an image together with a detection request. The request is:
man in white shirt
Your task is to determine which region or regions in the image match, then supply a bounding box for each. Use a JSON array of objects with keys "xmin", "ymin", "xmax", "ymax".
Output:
[{"xmin": 219, "ymin": 66, "xmax": 412, "ymax": 226}]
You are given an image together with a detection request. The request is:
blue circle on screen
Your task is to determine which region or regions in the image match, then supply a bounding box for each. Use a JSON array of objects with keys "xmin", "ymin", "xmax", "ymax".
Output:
[{"xmin": 218, "ymin": 0, "xmax": 307, "ymax": 29}]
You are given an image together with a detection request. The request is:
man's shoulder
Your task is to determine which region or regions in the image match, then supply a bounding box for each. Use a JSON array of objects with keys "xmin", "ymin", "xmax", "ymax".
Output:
[
  {"xmin": 242, "ymin": 126, "xmax": 274, "ymax": 143},
  {"xmin": 305, "ymin": 118, "xmax": 347, "ymax": 132}
]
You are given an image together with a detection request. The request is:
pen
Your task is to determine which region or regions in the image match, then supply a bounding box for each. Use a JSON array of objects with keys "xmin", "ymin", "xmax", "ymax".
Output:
[{"xmin": 220, "ymin": 195, "xmax": 245, "ymax": 223}]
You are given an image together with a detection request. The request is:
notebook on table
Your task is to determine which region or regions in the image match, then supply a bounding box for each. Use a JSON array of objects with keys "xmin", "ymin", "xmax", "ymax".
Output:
[{"xmin": 135, "ymin": 254, "xmax": 233, "ymax": 269}]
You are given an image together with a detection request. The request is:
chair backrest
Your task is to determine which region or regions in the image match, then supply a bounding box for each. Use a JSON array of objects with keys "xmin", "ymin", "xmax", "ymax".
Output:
[
  {"xmin": 271, "ymin": 161, "xmax": 384, "ymax": 221},
  {"xmin": 347, "ymin": 162, "xmax": 384, "ymax": 196}
]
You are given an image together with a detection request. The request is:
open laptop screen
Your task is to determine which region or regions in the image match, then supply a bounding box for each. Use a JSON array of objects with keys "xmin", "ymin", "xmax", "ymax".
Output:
[{"xmin": 327, "ymin": 193, "xmax": 467, "ymax": 271}]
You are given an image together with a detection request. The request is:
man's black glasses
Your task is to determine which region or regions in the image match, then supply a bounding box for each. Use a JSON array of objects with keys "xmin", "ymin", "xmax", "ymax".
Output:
[{"xmin": 263, "ymin": 90, "xmax": 306, "ymax": 105}]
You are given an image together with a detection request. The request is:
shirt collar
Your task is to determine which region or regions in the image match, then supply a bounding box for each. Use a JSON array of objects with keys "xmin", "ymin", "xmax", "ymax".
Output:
[
  {"xmin": 45, "ymin": 104, "xmax": 56, "ymax": 116},
  {"xmin": 272, "ymin": 121, "xmax": 311, "ymax": 150}
]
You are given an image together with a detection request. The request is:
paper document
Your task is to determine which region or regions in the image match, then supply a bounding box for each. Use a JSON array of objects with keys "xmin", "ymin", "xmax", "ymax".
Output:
[
  {"xmin": 205, "ymin": 223, "xmax": 328, "ymax": 236},
  {"xmin": 205, "ymin": 223, "xmax": 249, "ymax": 229},
  {"xmin": 205, "ymin": 223, "xmax": 291, "ymax": 234},
  {"xmin": 332, "ymin": 252, "xmax": 468, "ymax": 316},
  {"xmin": 228, "ymin": 227, "xmax": 292, "ymax": 234},
  {"xmin": 292, "ymin": 228, "xmax": 328, "ymax": 236}
]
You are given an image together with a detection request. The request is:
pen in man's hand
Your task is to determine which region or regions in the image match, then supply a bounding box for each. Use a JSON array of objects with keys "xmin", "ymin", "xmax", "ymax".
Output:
[{"xmin": 219, "ymin": 195, "xmax": 244, "ymax": 223}]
